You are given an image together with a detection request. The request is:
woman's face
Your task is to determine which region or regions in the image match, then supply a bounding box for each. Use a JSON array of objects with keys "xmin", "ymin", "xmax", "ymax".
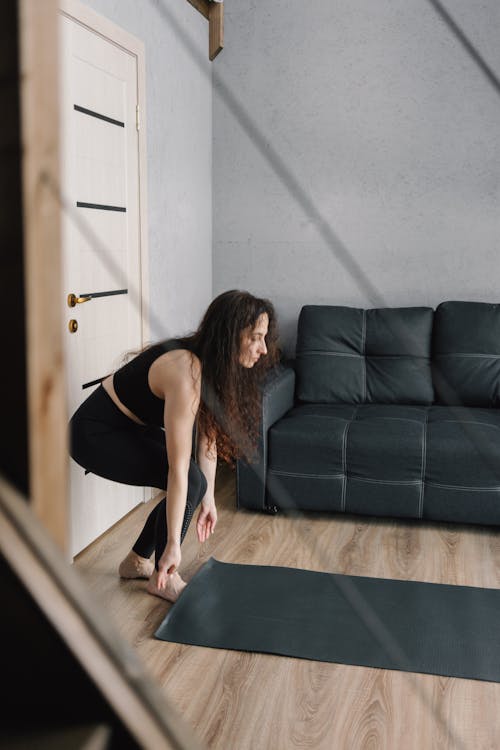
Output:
[{"xmin": 239, "ymin": 313, "xmax": 269, "ymax": 368}]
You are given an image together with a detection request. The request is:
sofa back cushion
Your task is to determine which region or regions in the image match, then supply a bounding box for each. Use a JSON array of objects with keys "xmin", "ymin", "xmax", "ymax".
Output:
[
  {"xmin": 295, "ymin": 305, "xmax": 434, "ymax": 405},
  {"xmin": 433, "ymin": 301, "xmax": 500, "ymax": 406}
]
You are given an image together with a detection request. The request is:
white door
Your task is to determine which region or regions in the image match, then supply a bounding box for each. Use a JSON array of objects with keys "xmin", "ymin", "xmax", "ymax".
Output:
[{"xmin": 59, "ymin": 5, "xmax": 148, "ymax": 556}]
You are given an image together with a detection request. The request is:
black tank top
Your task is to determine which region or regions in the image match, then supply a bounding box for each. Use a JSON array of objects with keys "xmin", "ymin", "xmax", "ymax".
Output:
[{"xmin": 113, "ymin": 338, "xmax": 197, "ymax": 427}]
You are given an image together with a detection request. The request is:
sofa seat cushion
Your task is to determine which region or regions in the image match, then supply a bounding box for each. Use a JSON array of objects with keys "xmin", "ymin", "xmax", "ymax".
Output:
[
  {"xmin": 267, "ymin": 404, "xmax": 500, "ymax": 524},
  {"xmin": 295, "ymin": 305, "xmax": 434, "ymax": 405},
  {"xmin": 425, "ymin": 406, "xmax": 500, "ymax": 524}
]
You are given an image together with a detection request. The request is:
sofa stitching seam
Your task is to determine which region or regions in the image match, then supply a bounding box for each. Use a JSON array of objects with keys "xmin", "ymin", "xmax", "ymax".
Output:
[
  {"xmin": 349, "ymin": 476, "xmax": 420, "ymax": 486},
  {"xmin": 432, "ymin": 420, "xmax": 500, "ymax": 428},
  {"xmin": 269, "ymin": 470, "xmax": 344, "ymax": 479},
  {"xmin": 269, "ymin": 471, "xmax": 419, "ymax": 485},
  {"xmin": 298, "ymin": 351, "xmax": 431, "ymax": 359},
  {"xmin": 426, "ymin": 481, "xmax": 500, "ymax": 491},
  {"xmin": 419, "ymin": 409, "xmax": 429, "ymax": 518},
  {"xmin": 341, "ymin": 406, "xmax": 358, "ymax": 511},
  {"xmin": 341, "ymin": 423, "xmax": 349, "ymax": 511},
  {"xmin": 435, "ymin": 353, "xmax": 500, "ymax": 359},
  {"xmin": 286, "ymin": 412, "xmax": 500, "ymax": 428},
  {"xmin": 268, "ymin": 471, "xmax": 500, "ymax": 491},
  {"xmin": 286, "ymin": 414, "xmax": 427, "ymax": 424}
]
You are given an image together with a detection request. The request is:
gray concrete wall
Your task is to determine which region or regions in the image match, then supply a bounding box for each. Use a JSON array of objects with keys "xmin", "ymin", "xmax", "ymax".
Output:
[
  {"xmin": 213, "ymin": 0, "xmax": 500, "ymax": 355},
  {"xmin": 81, "ymin": 0, "xmax": 212, "ymax": 340}
]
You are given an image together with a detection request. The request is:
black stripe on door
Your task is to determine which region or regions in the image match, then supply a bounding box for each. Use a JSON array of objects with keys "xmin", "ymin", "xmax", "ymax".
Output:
[
  {"xmin": 74, "ymin": 104, "xmax": 125, "ymax": 128},
  {"xmin": 76, "ymin": 202, "xmax": 126, "ymax": 212}
]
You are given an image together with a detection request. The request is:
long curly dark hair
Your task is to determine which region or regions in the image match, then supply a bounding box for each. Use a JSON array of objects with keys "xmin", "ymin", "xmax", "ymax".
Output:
[{"xmin": 178, "ymin": 290, "xmax": 281, "ymax": 465}]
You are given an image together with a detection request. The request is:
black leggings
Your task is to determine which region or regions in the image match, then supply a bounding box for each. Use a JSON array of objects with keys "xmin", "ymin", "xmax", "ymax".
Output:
[{"xmin": 69, "ymin": 386, "xmax": 207, "ymax": 568}]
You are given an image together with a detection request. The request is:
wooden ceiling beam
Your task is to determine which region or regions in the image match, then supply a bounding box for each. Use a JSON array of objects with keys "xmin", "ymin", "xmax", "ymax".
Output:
[
  {"xmin": 209, "ymin": 1, "xmax": 223, "ymax": 61},
  {"xmin": 186, "ymin": 0, "xmax": 224, "ymax": 60}
]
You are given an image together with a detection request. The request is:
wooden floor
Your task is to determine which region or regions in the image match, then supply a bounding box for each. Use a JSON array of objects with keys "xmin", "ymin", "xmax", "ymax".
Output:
[{"xmin": 74, "ymin": 465, "xmax": 500, "ymax": 750}]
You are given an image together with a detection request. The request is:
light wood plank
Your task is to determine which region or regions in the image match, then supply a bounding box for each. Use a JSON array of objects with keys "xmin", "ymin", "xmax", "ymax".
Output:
[
  {"xmin": 209, "ymin": 2, "xmax": 224, "ymax": 61},
  {"xmin": 19, "ymin": 0, "xmax": 68, "ymax": 553},
  {"xmin": 75, "ymin": 465, "xmax": 500, "ymax": 750}
]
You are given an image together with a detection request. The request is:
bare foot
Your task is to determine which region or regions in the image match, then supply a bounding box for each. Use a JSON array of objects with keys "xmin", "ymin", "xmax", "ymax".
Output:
[
  {"xmin": 146, "ymin": 569, "xmax": 187, "ymax": 603},
  {"xmin": 118, "ymin": 550, "xmax": 154, "ymax": 580}
]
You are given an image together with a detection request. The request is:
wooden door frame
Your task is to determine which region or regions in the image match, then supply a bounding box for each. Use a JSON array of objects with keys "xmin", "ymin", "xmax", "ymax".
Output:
[{"xmin": 19, "ymin": 0, "xmax": 68, "ymax": 553}]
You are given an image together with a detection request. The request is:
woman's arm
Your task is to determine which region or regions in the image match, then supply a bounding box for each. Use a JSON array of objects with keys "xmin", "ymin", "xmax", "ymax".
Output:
[
  {"xmin": 196, "ymin": 430, "xmax": 218, "ymax": 542},
  {"xmin": 154, "ymin": 351, "xmax": 201, "ymax": 585}
]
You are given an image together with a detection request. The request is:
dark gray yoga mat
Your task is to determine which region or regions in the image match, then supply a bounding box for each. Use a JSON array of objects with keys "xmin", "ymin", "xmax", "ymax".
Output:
[{"xmin": 155, "ymin": 557, "xmax": 500, "ymax": 682}]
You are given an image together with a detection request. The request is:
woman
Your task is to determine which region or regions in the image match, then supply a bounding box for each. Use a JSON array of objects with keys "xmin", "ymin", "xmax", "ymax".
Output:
[{"xmin": 69, "ymin": 290, "xmax": 280, "ymax": 602}]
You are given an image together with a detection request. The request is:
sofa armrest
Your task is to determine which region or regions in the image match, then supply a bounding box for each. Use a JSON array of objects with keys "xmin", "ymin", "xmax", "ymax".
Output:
[{"xmin": 236, "ymin": 363, "xmax": 296, "ymax": 511}]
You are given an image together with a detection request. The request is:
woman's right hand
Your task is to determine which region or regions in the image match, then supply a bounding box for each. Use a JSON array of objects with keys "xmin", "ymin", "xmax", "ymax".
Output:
[{"xmin": 157, "ymin": 541, "xmax": 182, "ymax": 589}]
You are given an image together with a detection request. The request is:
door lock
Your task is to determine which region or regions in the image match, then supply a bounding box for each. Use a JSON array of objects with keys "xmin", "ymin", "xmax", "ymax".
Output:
[
  {"xmin": 68, "ymin": 319, "xmax": 78, "ymax": 333},
  {"xmin": 67, "ymin": 293, "xmax": 92, "ymax": 307}
]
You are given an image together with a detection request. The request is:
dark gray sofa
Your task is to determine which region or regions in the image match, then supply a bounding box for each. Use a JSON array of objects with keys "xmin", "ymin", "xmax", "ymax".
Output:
[{"xmin": 236, "ymin": 301, "xmax": 500, "ymax": 526}]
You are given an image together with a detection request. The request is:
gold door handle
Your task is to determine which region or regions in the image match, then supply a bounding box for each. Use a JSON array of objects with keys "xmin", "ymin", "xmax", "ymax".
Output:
[{"xmin": 67, "ymin": 293, "xmax": 92, "ymax": 307}]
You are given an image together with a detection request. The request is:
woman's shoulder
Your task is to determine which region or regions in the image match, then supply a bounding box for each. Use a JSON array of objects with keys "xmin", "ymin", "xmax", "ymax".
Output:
[
  {"xmin": 159, "ymin": 346, "xmax": 201, "ymax": 371},
  {"xmin": 149, "ymin": 344, "xmax": 201, "ymax": 395}
]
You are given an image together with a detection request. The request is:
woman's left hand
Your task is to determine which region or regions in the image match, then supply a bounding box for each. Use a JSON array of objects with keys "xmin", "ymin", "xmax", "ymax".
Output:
[{"xmin": 196, "ymin": 497, "xmax": 217, "ymax": 543}]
